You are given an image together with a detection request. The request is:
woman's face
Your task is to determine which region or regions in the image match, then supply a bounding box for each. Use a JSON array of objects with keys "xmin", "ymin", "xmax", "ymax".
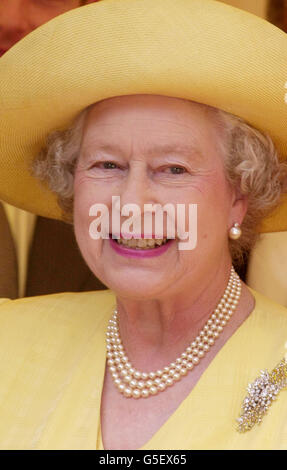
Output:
[{"xmin": 74, "ymin": 95, "xmax": 247, "ymax": 299}]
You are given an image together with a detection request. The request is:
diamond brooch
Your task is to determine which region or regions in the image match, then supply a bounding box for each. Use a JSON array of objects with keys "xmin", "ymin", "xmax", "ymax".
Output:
[{"xmin": 237, "ymin": 358, "xmax": 287, "ymax": 432}]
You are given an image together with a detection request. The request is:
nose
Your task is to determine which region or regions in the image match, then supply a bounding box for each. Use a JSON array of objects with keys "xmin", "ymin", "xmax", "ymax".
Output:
[
  {"xmin": 119, "ymin": 164, "xmax": 154, "ymax": 210},
  {"xmin": 0, "ymin": 1, "xmax": 31, "ymax": 48}
]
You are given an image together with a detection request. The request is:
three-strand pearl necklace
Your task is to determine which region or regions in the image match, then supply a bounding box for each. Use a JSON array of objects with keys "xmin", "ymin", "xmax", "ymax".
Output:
[{"xmin": 106, "ymin": 266, "xmax": 241, "ymax": 399}]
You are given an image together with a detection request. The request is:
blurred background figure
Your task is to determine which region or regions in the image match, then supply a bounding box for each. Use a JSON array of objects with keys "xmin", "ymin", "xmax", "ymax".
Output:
[
  {"xmin": 0, "ymin": 0, "xmax": 105, "ymax": 298},
  {"xmin": 267, "ymin": 0, "xmax": 287, "ymax": 32},
  {"xmin": 0, "ymin": 0, "xmax": 90, "ymax": 56}
]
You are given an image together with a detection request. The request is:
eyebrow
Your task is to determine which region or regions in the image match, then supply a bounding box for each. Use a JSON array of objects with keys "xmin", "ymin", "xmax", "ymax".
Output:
[{"xmin": 82, "ymin": 142, "xmax": 203, "ymax": 160}]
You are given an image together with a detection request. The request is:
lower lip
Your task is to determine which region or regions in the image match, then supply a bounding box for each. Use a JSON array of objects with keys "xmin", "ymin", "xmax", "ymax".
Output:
[{"xmin": 109, "ymin": 237, "xmax": 175, "ymax": 258}]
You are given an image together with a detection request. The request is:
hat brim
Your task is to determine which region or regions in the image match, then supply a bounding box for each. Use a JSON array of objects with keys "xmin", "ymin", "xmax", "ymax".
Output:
[{"xmin": 0, "ymin": 0, "xmax": 287, "ymax": 231}]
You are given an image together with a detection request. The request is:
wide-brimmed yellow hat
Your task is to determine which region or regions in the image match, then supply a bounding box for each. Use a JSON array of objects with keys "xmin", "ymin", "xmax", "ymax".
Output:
[{"xmin": 0, "ymin": 0, "xmax": 286, "ymax": 231}]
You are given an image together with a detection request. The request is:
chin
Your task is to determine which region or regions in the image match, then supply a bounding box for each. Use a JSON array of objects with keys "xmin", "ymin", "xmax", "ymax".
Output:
[{"xmin": 106, "ymin": 277, "xmax": 166, "ymax": 300}]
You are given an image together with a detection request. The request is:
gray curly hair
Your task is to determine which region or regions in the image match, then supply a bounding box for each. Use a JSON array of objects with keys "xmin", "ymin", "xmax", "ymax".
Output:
[{"xmin": 32, "ymin": 101, "xmax": 287, "ymax": 266}]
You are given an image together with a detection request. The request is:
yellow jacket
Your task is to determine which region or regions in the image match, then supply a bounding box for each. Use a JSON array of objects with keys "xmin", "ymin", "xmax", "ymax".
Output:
[{"xmin": 0, "ymin": 288, "xmax": 286, "ymax": 450}]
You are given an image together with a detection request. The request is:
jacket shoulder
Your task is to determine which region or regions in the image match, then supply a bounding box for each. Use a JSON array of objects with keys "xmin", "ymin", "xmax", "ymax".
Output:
[{"xmin": 0, "ymin": 290, "xmax": 115, "ymax": 348}]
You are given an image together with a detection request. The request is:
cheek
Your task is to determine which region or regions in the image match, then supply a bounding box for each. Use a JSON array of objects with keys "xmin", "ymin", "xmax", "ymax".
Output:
[
  {"xmin": 73, "ymin": 174, "xmax": 113, "ymax": 269},
  {"xmin": 74, "ymin": 177, "xmax": 98, "ymax": 248},
  {"xmin": 189, "ymin": 174, "xmax": 233, "ymax": 241}
]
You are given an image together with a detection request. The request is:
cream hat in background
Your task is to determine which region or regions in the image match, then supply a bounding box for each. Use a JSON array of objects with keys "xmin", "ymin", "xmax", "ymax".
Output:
[{"xmin": 0, "ymin": 0, "xmax": 286, "ymax": 231}]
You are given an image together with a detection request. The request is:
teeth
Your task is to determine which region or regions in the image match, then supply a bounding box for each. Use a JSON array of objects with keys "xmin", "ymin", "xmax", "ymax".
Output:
[{"xmin": 115, "ymin": 237, "xmax": 168, "ymax": 249}]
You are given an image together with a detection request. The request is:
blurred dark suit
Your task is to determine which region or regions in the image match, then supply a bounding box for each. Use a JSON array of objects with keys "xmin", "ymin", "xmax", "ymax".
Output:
[{"xmin": 0, "ymin": 202, "xmax": 106, "ymax": 298}]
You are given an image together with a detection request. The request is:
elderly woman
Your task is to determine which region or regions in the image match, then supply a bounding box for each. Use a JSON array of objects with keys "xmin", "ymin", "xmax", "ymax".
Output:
[{"xmin": 0, "ymin": 0, "xmax": 286, "ymax": 450}]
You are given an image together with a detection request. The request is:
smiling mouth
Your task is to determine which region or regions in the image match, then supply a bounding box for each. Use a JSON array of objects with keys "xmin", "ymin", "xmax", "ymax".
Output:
[{"xmin": 110, "ymin": 235, "xmax": 171, "ymax": 250}]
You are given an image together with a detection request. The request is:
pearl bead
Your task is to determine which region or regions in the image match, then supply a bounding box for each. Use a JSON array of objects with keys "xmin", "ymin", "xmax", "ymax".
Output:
[
  {"xmin": 130, "ymin": 379, "xmax": 138, "ymax": 388},
  {"xmin": 118, "ymin": 383, "xmax": 125, "ymax": 392},
  {"xmin": 132, "ymin": 389, "xmax": 141, "ymax": 399},
  {"xmin": 186, "ymin": 362, "xmax": 194, "ymax": 370},
  {"xmin": 192, "ymin": 356, "xmax": 199, "ymax": 365},
  {"xmin": 137, "ymin": 381, "xmax": 145, "ymax": 389},
  {"xmin": 158, "ymin": 382, "xmax": 166, "ymax": 391},
  {"xmin": 123, "ymin": 387, "xmax": 132, "ymax": 397},
  {"xmin": 166, "ymin": 378, "xmax": 174, "ymax": 386},
  {"xmin": 124, "ymin": 375, "xmax": 132, "ymax": 383},
  {"xmin": 133, "ymin": 371, "xmax": 141, "ymax": 380},
  {"xmin": 149, "ymin": 386, "xmax": 158, "ymax": 395},
  {"xmin": 141, "ymin": 389, "xmax": 150, "ymax": 398}
]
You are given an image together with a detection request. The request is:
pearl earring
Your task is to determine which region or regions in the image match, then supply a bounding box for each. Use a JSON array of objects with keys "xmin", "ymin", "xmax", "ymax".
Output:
[{"xmin": 229, "ymin": 222, "xmax": 242, "ymax": 240}]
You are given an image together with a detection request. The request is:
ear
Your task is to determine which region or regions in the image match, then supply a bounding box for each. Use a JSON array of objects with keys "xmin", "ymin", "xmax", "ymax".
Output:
[{"xmin": 228, "ymin": 185, "xmax": 248, "ymax": 228}]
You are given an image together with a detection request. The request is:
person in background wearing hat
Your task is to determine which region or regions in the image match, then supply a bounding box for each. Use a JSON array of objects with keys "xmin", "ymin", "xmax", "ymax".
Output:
[
  {"xmin": 0, "ymin": 0, "xmax": 104, "ymax": 299},
  {"xmin": 0, "ymin": 0, "xmax": 287, "ymax": 450}
]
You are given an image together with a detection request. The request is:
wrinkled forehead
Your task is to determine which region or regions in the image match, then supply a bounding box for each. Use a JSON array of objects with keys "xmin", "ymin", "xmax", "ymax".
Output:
[{"xmin": 82, "ymin": 94, "xmax": 225, "ymax": 161}]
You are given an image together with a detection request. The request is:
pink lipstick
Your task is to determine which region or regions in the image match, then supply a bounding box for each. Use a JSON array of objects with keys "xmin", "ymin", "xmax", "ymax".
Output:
[{"xmin": 109, "ymin": 235, "xmax": 175, "ymax": 259}]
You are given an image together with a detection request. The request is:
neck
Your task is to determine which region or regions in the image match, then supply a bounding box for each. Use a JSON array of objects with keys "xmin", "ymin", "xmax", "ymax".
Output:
[{"xmin": 114, "ymin": 260, "xmax": 235, "ymax": 371}]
